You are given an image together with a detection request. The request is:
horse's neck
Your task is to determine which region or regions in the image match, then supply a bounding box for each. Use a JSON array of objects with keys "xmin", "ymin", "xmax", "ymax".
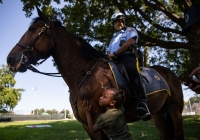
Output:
[{"xmin": 51, "ymin": 30, "xmax": 93, "ymax": 87}]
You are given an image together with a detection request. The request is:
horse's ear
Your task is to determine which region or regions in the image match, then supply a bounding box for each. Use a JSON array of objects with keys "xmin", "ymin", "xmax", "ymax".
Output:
[{"xmin": 35, "ymin": 6, "xmax": 48, "ymax": 22}]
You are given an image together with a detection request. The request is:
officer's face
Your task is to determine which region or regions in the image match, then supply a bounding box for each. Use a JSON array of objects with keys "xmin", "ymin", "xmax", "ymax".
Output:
[
  {"xmin": 191, "ymin": 20, "xmax": 200, "ymax": 35},
  {"xmin": 114, "ymin": 20, "xmax": 125, "ymax": 31}
]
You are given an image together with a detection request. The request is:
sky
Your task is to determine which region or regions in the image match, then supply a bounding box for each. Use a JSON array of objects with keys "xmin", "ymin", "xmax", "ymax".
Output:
[
  {"xmin": 0, "ymin": 0, "xmax": 71, "ymax": 114},
  {"xmin": 0, "ymin": 0, "xmax": 197, "ymax": 115}
]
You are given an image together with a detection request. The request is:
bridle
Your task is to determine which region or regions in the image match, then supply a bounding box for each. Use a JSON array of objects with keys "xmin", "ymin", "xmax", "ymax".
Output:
[
  {"xmin": 15, "ymin": 19, "xmax": 107, "ymax": 78},
  {"xmin": 17, "ymin": 20, "xmax": 54, "ymax": 66}
]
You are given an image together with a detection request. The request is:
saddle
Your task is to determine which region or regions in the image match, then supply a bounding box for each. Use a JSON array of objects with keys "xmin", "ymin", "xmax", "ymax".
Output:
[{"xmin": 107, "ymin": 61, "xmax": 170, "ymax": 97}]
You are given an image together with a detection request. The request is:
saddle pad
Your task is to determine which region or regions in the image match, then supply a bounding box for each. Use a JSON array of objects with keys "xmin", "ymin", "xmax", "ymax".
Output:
[
  {"xmin": 141, "ymin": 67, "xmax": 171, "ymax": 95},
  {"xmin": 108, "ymin": 62, "xmax": 170, "ymax": 96},
  {"xmin": 108, "ymin": 61, "xmax": 129, "ymax": 89}
]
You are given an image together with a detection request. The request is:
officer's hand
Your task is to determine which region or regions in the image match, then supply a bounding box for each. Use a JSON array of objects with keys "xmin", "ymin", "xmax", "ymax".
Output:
[
  {"xmin": 190, "ymin": 66, "xmax": 200, "ymax": 78},
  {"xmin": 184, "ymin": 82, "xmax": 200, "ymax": 94},
  {"xmin": 193, "ymin": 86, "xmax": 200, "ymax": 94},
  {"xmin": 189, "ymin": 84, "xmax": 200, "ymax": 94},
  {"xmin": 107, "ymin": 54, "xmax": 115, "ymax": 60}
]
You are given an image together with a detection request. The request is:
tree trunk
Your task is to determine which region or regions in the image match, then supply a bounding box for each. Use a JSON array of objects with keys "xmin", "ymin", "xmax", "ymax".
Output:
[
  {"xmin": 144, "ymin": 46, "xmax": 149, "ymax": 67},
  {"xmin": 188, "ymin": 35, "xmax": 200, "ymax": 69}
]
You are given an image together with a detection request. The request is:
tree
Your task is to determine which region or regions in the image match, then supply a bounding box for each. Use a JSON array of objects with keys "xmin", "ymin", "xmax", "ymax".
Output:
[
  {"xmin": 45, "ymin": 109, "xmax": 52, "ymax": 114},
  {"xmin": 66, "ymin": 109, "xmax": 71, "ymax": 119},
  {"xmin": 20, "ymin": 0, "xmax": 200, "ymax": 76},
  {"xmin": 39, "ymin": 108, "xmax": 45, "ymax": 114},
  {"xmin": 32, "ymin": 108, "xmax": 53, "ymax": 115},
  {"xmin": 0, "ymin": 65, "xmax": 24, "ymax": 111},
  {"xmin": 189, "ymin": 96, "xmax": 200, "ymax": 104},
  {"xmin": 46, "ymin": 109, "xmax": 58, "ymax": 114},
  {"xmin": 33, "ymin": 109, "xmax": 39, "ymax": 115},
  {"xmin": 60, "ymin": 109, "xmax": 71, "ymax": 118},
  {"xmin": 51, "ymin": 109, "xmax": 58, "ymax": 114}
]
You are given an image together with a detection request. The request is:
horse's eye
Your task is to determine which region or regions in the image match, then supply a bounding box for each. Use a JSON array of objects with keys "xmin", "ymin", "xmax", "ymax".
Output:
[{"xmin": 28, "ymin": 27, "xmax": 36, "ymax": 32}]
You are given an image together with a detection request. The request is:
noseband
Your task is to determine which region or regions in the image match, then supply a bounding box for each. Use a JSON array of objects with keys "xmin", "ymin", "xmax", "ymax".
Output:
[{"xmin": 17, "ymin": 20, "xmax": 54, "ymax": 66}]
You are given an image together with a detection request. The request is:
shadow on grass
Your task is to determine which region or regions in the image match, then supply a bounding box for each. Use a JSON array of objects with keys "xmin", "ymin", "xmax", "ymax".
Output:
[
  {"xmin": 183, "ymin": 115, "xmax": 200, "ymax": 140},
  {"xmin": 0, "ymin": 120, "xmax": 90, "ymax": 140},
  {"xmin": 0, "ymin": 115, "xmax": 199, "ymax": 140},
  {"xmin": 128, "ymin": 120, "xmax": 160, "ymax": 140}
]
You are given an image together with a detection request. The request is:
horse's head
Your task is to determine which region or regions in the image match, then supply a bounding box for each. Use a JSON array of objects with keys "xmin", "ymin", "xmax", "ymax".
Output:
[{"xmin": 7, "ymin": 7, "xmax": 54, "ymax": 72}]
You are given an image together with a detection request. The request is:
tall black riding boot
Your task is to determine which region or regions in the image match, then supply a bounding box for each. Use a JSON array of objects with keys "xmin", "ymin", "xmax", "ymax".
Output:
[{"xmin": 132, "ymin": 74, "xmax": 151, "ymax": 120}]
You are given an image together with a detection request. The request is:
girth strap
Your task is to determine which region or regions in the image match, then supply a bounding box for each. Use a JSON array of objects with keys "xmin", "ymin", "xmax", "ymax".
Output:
[{"xmin": 72, "ymin": 60, "xmax": 99, "ymax": 110}]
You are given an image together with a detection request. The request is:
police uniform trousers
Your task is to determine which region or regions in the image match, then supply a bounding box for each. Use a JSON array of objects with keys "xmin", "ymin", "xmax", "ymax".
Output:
[{"xmin": 115, "ymin": 53, "xmax": 150, "ymax": 118}]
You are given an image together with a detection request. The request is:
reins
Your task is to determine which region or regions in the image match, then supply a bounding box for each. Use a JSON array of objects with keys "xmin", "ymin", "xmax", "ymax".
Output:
[{"xmin": 27, "ymin": 57, "xmax": 107, "ymax": 77}]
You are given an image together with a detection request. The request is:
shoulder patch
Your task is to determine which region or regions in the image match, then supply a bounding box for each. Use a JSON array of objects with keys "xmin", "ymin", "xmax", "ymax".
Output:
[{"xmin": 126, "ymin": 27, "xmax": 135, "ymax": 32}]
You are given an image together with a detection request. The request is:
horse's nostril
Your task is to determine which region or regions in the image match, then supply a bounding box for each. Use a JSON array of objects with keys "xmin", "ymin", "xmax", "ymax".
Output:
[{"xmin": 7, "ymin": 57, "xmax": 12, "ymax": 64}]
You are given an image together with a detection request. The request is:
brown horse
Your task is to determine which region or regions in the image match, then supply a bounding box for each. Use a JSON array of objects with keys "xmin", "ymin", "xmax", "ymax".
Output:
[{"xmin": 7, "ymin": 7, "xmax": 184, "ymax": 140}]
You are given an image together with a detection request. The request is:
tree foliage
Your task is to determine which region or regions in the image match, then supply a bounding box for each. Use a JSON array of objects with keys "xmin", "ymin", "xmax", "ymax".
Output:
[
  {"xmin": 19, "ymin": 0, "xmax": 200, "ymax": 76},
  {"xmin": 60, "ymin": 109, "xmax": 71, "ymax": 118},
  {"xmin": 32, "ymin": 108, "xmax": 59, "ymax": 115},
  {"xmin": 189, "ymin": 96, "xmax": 200, "ymax": 104},
  {"xmin": 46, "ymin": 109, "xmax": 58, "ymax": 114},
  {"xmin": 0, "ymin": 65, "xmax": 24, "ymax": 111}
]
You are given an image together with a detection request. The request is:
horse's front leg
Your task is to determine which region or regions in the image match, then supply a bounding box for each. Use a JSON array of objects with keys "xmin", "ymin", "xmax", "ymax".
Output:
[{"xmin": 82, "ymin": 123, "xmax": 109, "ymax": 140}]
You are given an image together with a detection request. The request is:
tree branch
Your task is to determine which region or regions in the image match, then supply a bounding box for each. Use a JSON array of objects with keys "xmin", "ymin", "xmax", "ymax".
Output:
[
  {"xmin": 137, "ymin": 31, "xmax": 190, "ymax": 49},
  {"xmin": 112, "ymin": 0, "xmax": 125, "ymax": 14},
  {"xmin": 144, "ymin": 0, "xmax": 185, "ymax": 27},
  {"xmin": 126, "ymin": 0, "xmax": 182, "ymax": 34}
]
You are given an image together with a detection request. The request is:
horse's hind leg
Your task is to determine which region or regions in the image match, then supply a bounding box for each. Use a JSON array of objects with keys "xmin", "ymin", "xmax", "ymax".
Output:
[
  {"xmin": 167, "ymin": 103, "xmax": 184, "ymax": 140},
  {"xmin": 82, "ymin": 123, "xmax": 109, "ymax": 140},
  {"xmin": 168, "ymin": 110, "xmax": 184, "ymax": 140},
  {"xmin": 166, "ymin": 83, "xmax": 184, "ymax": 139},
  {"xmin": 152, "ymin": 108, "xmax": 174, "ymax": 140}
]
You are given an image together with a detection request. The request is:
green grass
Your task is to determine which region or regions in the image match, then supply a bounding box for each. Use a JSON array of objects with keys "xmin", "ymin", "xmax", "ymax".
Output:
[
  {"xmin": 182, "ymin": 115, "xmax": 200, "ymax": 140},
  {"xmin": 0, "ymin": 120, "xmax": 89, "ymax": 140},
  {"xmin": 0, "ymin": 115, "xmax": 199, "ymax": 140},
  {"xmin": 128, "ymin": 120, "xmax": 160, "ymax": 140}
]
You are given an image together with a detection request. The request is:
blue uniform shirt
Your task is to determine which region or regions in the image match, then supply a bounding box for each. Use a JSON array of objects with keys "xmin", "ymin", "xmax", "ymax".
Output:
[{"xmin": 107, "ymin": 26, "xmax": 138, "ymax": 54}]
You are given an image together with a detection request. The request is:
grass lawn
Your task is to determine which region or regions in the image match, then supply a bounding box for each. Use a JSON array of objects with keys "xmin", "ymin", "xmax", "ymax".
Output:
[{"xmin": 0, "ymin": 115, "xmax": 199, "ymax": 140}]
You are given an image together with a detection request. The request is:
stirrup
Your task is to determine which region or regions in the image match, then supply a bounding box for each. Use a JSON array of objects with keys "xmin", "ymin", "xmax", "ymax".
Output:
[
  {"xmin": 136, "ymin": 102, "xmax": 151, "ymax": 120},
  {"xmin": 138, "ymin": 112, "xmax": 151, "ymax": 120}
]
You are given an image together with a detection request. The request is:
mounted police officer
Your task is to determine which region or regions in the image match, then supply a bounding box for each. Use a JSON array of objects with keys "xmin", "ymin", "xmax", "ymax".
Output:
[
  {"xmin": 182, "ymin": 3, "xmax": 200, "ymax": 94},
  {"xmin": 107, "ymin": 11, "xmax": 151, "ymax": 119}
]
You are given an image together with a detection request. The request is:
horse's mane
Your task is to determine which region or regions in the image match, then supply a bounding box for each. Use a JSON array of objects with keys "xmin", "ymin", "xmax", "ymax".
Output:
[
  {"xmin": 31, "ymin": 17, "xmax": 44, "ymax": 25},
  {"xmin": 31, "ymin": 17, "xmax": 105, "ymax": 59},
  {"xmin": 78, "ymin": 38, "xmax": 105, "ymax": 59}
]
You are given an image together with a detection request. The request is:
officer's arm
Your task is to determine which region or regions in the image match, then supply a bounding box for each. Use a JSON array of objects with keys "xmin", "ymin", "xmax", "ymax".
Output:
[{"xmin": 114, "ymin": 37, "xmax": 136, "ymax": 55}]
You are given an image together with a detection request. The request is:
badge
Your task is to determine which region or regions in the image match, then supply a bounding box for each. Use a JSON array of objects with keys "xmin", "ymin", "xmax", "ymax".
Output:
[
  {"xmin": 154, "ymin": 75, "xmax": 160, "ymax": 80},
  {"xmin": 127, "ymin": 27, "xmax": 135, "ymax": 32}
]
